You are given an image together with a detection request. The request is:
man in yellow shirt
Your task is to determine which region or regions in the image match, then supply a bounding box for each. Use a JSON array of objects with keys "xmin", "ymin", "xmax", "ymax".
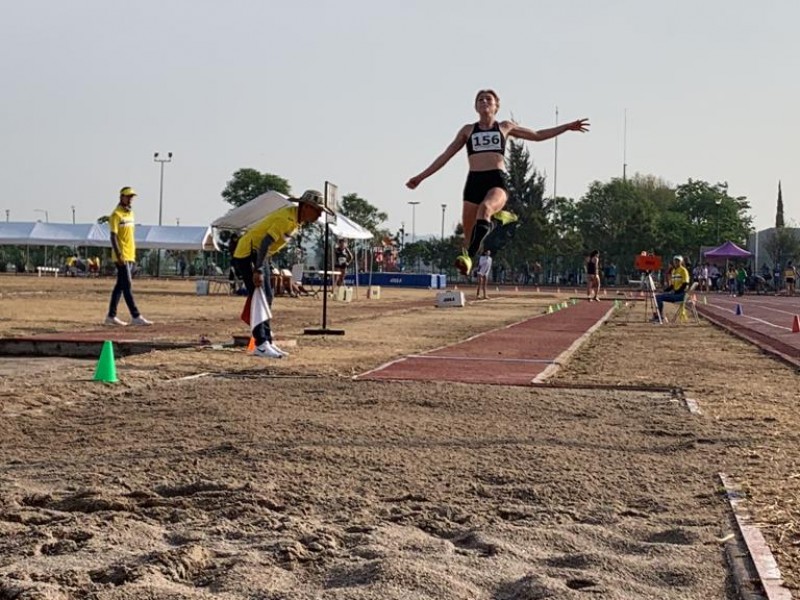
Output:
[
  {"xmin": 232, "ymin": 189, "xmax": 331, "ymax": 358},
  {"xmin": 105, "ymin": 186, "xmax": 153, "ymax": 326},
  {"xmin": 653, "ymin": 255, "xmax": 691, "ymax": 323}
]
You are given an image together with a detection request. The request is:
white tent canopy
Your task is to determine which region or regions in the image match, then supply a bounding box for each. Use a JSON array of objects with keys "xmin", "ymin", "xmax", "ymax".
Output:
[
  {"xmin": 211, "ymin": 190, "xmax": 373, "ymax": 239},
  {"xmin": 0, "ymin": 221, "xmax": 218, "ymax": 251},
  {"xmin": 0, "ymin": 222, "xmax": 108, "ymax": 246},
  {"xmin": 324, "ymin": 212, "xmax": 373, "ymax": 240},
  {"xmin": 211, "ymin": 191, "xmax": 292, "ymax": 230},
  {"xmin": 95, "ymin": 224, "xmax": 218, "ymax": 251}
]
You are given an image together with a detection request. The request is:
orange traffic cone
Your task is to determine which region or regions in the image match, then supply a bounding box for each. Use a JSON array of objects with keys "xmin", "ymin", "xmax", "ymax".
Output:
[
  {"xmin": 792, "ymin": 315, "xmax": 800, "ymax": 333},
  {"xmin": 247, "ymin": 336, "xmax": 256, "ymax": 351}
]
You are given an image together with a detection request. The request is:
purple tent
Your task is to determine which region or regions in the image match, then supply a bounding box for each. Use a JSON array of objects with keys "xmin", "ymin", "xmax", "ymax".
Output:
[{"xmin": 703, "ymin": 241, "xmax": 752, "ymax": 259}]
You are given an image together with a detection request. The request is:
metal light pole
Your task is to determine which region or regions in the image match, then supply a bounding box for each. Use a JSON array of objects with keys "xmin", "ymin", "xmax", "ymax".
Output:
[
  {"xmin": 408, "ymin": 201, "xmax": 419, "ymax": 243},
  {"xmin": 715, "ymin": 198, "xmax": 722, "ymax": 243},
  {"xmin": 408, "ymin": 202, "xmax": 420, "ymax": 272},
  {"xmin": 71, "ymin": 205, "xmax": 75, "ymax": 224},
  {"xmin": 622, "ymin": 108, "xmax": 628, "ymax": 182},
  {"xmin": 553, "ymin": 106, "xmax": 559, "ymax": 199},
  {"xmin": 4, "ymin": 209, "xmax": 9, "ymax": 222},
  {"xmin": 154, "ymin": 151, "xmax": 173, "ymax": 276},
  {"xmin": 440, "ymin": 204, "xmax": 447, "ymax": 240}
]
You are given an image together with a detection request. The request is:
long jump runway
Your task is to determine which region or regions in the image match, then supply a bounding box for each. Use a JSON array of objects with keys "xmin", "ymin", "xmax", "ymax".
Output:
[{"xmin": 357, "ymin": 300, "xmax": 614, "ymax": 386}]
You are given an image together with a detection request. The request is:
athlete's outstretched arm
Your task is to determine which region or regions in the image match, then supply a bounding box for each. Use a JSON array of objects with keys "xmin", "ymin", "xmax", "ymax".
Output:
[
  {"xmin": 406, "ymin": 126, "xmax": 469, "ymax": 189},
  {"xmin": 509, "ymin": 118, "xmax": 590, "ymax": 142}
]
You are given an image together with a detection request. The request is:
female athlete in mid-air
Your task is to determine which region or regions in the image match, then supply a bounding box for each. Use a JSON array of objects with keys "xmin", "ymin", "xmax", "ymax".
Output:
[{"xmin": 406, "ymin": 89, "xmax": 589, "ymax": 275}]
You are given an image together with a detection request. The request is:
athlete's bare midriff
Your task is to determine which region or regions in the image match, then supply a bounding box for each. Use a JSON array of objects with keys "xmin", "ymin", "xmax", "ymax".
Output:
[{"xmin": 467, "ymin": 152, "xmax": 505, "ymax": 172}]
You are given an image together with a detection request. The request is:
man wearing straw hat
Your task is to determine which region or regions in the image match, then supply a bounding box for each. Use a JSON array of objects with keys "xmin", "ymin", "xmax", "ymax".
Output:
[{"xmin": 232, "ymin": 190, "xmax": 332, "ymax": 358}]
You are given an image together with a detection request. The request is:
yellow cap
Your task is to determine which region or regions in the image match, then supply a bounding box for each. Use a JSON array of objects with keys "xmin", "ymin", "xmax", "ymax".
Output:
[{"xmin": 119, "ymin": 186, "xmax": 137, "ymax": 197}]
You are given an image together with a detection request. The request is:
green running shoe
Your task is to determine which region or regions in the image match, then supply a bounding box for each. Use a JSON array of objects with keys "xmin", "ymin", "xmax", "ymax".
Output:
[
  {"xmin": 493, "ymin": 210, "xmax": 519, "ymax": 226},
  {"xmin": 454, "ymin": 252, "xmax": 472, "ymax": 276}
]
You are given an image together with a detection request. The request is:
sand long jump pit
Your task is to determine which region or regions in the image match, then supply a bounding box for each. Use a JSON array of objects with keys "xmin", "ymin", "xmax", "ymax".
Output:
[{"xmin": 0, "ymin": 373, "xmax": 734, "ymax": 599}]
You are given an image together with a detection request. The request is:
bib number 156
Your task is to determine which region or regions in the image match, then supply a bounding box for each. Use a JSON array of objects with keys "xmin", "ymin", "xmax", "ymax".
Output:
[{"xmin": 471, "ymin": 132, "xmax": 501, "ymax": 151}]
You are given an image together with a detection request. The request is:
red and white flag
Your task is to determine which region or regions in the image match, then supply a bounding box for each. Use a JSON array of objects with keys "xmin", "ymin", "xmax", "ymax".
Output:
[{"xmin": 240, "ymin": 287, "xmax": 272, "ymax": 332}]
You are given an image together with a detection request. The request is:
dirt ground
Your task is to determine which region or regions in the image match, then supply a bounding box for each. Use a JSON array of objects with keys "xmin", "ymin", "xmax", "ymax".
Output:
[{"xmin": 1, "ymin": 275, "xmax": 798, "ymax": 599}]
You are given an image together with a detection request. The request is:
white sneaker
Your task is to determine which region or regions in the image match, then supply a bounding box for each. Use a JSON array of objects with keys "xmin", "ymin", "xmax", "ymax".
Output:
[
  {"xmin": 130, "ymin": 316, "xmax": 153, "ymax": 326},
  {"xmin": 269, "ymin": 342, "xmax": 289, "ymax": 357},
  {"xmin": 104, "ymin": 316, "xmax": 127, "ymax": 326},
  {"xmin": 252, "ymin": 343, "xmax": 283, "ymax": 359}
]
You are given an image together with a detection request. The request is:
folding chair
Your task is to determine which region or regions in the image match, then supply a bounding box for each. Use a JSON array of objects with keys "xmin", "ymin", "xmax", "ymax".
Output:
[{"xmin": 669, "ymin": 281, "xmax": 700, "ymax": 325}]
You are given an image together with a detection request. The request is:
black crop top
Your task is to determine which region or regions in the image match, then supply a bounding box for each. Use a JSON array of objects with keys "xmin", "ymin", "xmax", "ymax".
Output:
[{"xmin": 466, "ymin": 122, "xmax": 507, "ymax": 156}]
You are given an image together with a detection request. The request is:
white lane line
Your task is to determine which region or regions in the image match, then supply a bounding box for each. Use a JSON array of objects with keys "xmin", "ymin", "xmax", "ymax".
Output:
[
  {"xmin": 719, "ymin": 473, "xmax": 793, "ymax": 600},
  {"xmin": 684, "ymin": 397, "xmax": 702, "ymax": 415},
  {"xmin": 354, "ymin": 356, "xmax": 410, "ymax": 380},
  {"xmin": 713, "ymin": 298, "xmax": 799, "ymax": 317},
  {"xmin": 533, "ymin": 304, "xmax": 617, "ymax": 383},
  {"xmin": 709, "ymin": 302, "xmax": 792, "ymax": 330}
]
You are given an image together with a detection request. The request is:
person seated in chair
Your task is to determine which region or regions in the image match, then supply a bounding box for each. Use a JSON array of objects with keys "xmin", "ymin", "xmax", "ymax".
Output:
[
  {"xmin": 278, "ymin": 268, "xmax": 297, "ymax": 296},
  {"xmin": 652, "ymin": 255, "xmax": 690, "ymax": 323}
]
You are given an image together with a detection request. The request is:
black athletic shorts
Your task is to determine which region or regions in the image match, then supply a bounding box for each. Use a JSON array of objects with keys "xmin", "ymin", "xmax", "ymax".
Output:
[{"xmin": 463, "ymin": 170, "xmax": 508, "ymax": 205}]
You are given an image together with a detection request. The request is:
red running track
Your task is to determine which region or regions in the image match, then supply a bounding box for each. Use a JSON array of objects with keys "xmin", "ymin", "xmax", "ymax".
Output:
[
  {"xmin": 356, "ymin": 300, "xmax": 614, "ymax": 386},
  {"xmin": 698, "ymin": 293, "xmax": 800, "ymax": 366}
]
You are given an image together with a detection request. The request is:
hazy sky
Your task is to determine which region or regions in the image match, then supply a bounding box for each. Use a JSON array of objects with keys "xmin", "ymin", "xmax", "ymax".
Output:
[{"xmin": 1, "ymin": 0, "xmax": 797, "ymax": 236}]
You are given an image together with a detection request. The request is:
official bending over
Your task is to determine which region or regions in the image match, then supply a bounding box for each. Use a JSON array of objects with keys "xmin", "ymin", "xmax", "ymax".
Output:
[{"xmin": 232, "ymin": 190, "xmax": 331, "ymax": 358}]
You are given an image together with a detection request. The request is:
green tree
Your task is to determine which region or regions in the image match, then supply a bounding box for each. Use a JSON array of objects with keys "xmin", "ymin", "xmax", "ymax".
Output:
[
  {"xmin": 673, "ymin": 179, "xmax": 752, "ymax": 256},
  {"xmin": 575, "ymin": 178, "xmax": 658, "ymax": 279},
  {"xmin": 547, "ymin": 196, "xmax": 584, "ymax": 282},
  {"xmin": 776, "ymin": 181, "xmax": 785, "ymax": 228},
  {"xmin": 502, "ymin": 139, "xmax": 550, "ymax": 270},
  {"xmin": 340, "ymin": 193, "xmax": 388, "ymax": 235},
  {"xmin": 764, "ymin": 226, "xmax": 800, "ymax": 268},
  {"xmin": 221, "ymin": 168, "xmax": 291, "ymax": 208}
]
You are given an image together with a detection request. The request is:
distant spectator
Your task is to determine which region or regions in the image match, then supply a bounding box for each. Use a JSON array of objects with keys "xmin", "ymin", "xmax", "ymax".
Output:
[
  {"xmin": 726, "ymin": 265, "xmax": 738, "ymax": 296},
  {"xmin": 476, "ymin": 249, "xmax": 492, "ymax": 299},
  {"xmin": 736, "ymin": 265, "xmax": 748, "ymax": 296},
  {"xmin": 709, "ymin": 264, "xmax": 720, "ymax": 291},
  {"xmin": 334, "ymin": 238, "xmax": 353, "ymax": 287},
  {"xmin": 606, "ymin": 262, "xmax": 617, "ymax": 286},
  {"xmin": 784, "ymin": 261, "xmax": 797, "ymax": 296},
  {"xmin": 585, "ymin": 249, "xmax": 600, "ymax": 301}
]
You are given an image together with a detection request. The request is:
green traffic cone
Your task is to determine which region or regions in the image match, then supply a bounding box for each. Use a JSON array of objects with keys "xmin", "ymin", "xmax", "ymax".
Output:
[{"xmin": 93, "ymin": 340, "xmax": 118, "ymax": 383}]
